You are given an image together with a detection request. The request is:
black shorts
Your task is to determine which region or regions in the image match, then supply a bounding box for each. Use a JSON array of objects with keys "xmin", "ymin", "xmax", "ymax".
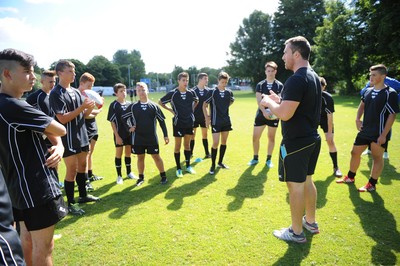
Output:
[
  {"xmin": 13, "ymin": 195, "xmax": 67, "ymax": 231},
  {"xmin": 211, "ymin": 124, "xmax": 232, "ymax": 133},
  {"xmin": 193, "ymin": 119, "xmax": 206, "ymax": 128},
  {"xmin": 173, "ymin": 126, "xmax": 193, "ymax": 137},
  {"xmin": 254, "ymin": 113, "xmax": 279, "ymax": 128},
  {"xmin": 114, "ymin": 136, "xmax": 131, "ymax": 147},
  {"xmin": 63, "ymin": 145, "xmax": 90, "ymax": 158},
  {"xmin": 354, "ymin": 134, "xmax": 388, "ymax": 149},
  {"xmin": 278, "ymin": 136, "xmax": 321, "ymax": 183},
  {"xmin": 89, "ymin": 134, "xmax": 99, "ymax": 142},
  {"xmin": 319, "ymin": 120, "xmax": 334, "ymax": 133},
  {"xmin": 132, "ymin": 145, "xmax": 160, "ymax": 154}
]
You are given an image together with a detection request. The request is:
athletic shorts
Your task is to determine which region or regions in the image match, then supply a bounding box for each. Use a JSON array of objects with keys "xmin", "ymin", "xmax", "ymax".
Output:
[
  {"xmin": 254, "ymin": 113, "xmax": 279, "ymax": 127},
  {"xmin": 193, "ymin": 119, "xmax": 206, "ymax": 128},
  {"xmin": 132, "ymin": 144, "xmax": 160, "ymax": 155},
  {"xmin": 63, "ymin": 145, "xmax": 90, "ymax": 158},
  {"xmin": 354, "ymin": 134, "xmax": 388, "ymax": 149},
  {"xmin": 278, "ymin": 136, "xmax": 321, "ymax": 183},
  {"xmin": 13, "ymin": 195, "xmax": 67, "ymax": 231},
  {"xmin": 89, "ymin": 134, "xmax": 99, "ymax": 142},
  {"xmin": 319, "ymin": 120, "xmax": 334, "ymax": 133},
  {"xmin": 114, "ymin": 136, "xmax": 131, "ymax": 147},
  {"xmin": 211, "ymin": 124, "xmax": 232, "ymax": 133},
  {"xmin": 173, "ymin": 126, "xmax": 193, "ymax": 137}
]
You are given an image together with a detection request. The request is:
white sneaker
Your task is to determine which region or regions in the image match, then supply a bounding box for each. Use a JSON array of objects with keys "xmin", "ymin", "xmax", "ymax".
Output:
[
  {"xmin": 116, "ymin": 176, "xmax": 123, "ymax": 184},
  {"xmin": 383, "ymin": 152, "xmax": 389, "ymax": 159},
  {"xmin": 127, "ymin": 172, "xmax": 138, "ymax": 179},
  {"xmin": 362, "ymin": 149, "xmax": 371, "ymax": 155}
]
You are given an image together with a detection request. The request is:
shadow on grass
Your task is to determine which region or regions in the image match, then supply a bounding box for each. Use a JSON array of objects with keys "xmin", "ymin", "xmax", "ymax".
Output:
[
  {"xmin": 164, "ymin": 172, "xmax": 217, "ymax": 210},
  {"xmin": 314, "ymin": 174, "xmax": 336, "ymax": 209},
  {"xmin": 272, "ymin": 234, "xmax": 315, "ymax": 266},
  {"xmin": 226, "ymin": 165, "xmax": 269, "ymax": 211},
  {"xmin": 56, "ymin": 167, "xmax": 178, "ymax": 229},
  {"xmin": 359, "ymin": 154, "xmax": 400, "ymax": 185},
  {"xmin": 348, "ymin": 185, "xmax": 400, "ymax": 265}
]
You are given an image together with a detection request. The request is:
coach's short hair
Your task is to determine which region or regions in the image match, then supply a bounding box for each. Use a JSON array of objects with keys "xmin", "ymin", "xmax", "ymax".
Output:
[{"xmin": 285, "ymin": 36, "xmax": 311, "ymax": 61}]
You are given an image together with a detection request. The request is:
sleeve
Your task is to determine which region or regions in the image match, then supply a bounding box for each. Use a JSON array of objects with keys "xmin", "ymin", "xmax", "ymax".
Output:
[
  {"xmin": 11, "ymin": 100, "xmax": 52, "ymax": 133},
  {"xmin": 282, "ymin": 76, "xmax": 305, "ymax": 102},
  {"xmin": 325, "ymin": 94, "xmax": 335, "ymax": 113},
  {"xmin": 387, "ymin": 90, "xmax": 400, "ymax": 114},
  {"xmin": 160, "ymin": 91, "xmax": 173, "ymax": 104},
  {"xmin": 107, "ymin": 102, "xmax": 115, "ymax": 122},
  {"xmin": 49, "ymin": 90, "xmax": 66, "ymax": 115},
  {"xmin": 204, "ymin": 89, "xmax": 213, "ymax": 104},
  {"xmin": 155, "ymin": 106, "xmax": 168, "ymax": 138},
  {"xmin": 191, "ymin": 90, "xmax": 199, "ymax": 103},
  {"xmin": 121, "ymin": 104, "xmax": 134, "ymax": 128},
  {"xmin": 255, "ymin": 82, "xmax": 262, "ymax": 93},
  {"xmin": 360, "ymin": 81, "xmax": 371, "ymax": 96},
  {"xmin": 230, "ymin": 90, "xmax": 235, "ymax": 103}
]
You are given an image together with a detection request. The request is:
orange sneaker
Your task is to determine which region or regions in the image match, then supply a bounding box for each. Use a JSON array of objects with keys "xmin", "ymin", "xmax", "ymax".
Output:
[
  {"xmin": 358, "ymin": 182, "xmax": 376, "ymax": 192},
  {"xmin": 336, "ymin": 176, "xmax": 355, "ymax": 184}
]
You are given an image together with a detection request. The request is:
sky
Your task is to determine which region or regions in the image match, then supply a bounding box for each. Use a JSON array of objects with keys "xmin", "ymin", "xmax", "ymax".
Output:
[{"xmin": 0, "ymin": 0, "xmax": 279, "ymax": 73}]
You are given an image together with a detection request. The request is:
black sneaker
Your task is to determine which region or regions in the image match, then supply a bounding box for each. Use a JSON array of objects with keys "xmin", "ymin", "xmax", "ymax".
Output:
[
  {"xmin": 160, "ymin": 177, "xmax": 168, "ymax": 184},
  {"xmin": 68, "ymin": 203, "xmax": 85, "ymax": 215},
  {"xmin": 205, "ymin": 154, "xmax": 211, "ymax": 159},
  {"xmin": 209, "ymin": 166, "xmax": 215, "ymax": 175},
  {"xmin": 85, "ymin": 182, "xmax": 94, "ymax": 192},
  {"xmin": 78, "ymin": 194, "xmax": 100, "ymax": 203},
  {"xmin": 217, "ymin": 163, "xmax": 229, "ymax": 169},
  {"xmin": 136, "ymin": 178, "xmax": 144, "ymax": 187}
]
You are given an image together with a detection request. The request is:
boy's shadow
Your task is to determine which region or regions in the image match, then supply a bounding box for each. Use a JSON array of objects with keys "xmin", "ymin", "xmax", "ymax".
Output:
[
  {"xmin": 226, "ymin": 165, "xmax": 269, "ymax": 211},
  {"xmin": 348, "ymin": 185, "xmax": 400, "ymax": 265}
]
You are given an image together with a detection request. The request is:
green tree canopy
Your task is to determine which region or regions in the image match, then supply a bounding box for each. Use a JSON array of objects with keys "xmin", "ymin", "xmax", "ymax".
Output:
[{"xmin": 87, "ymin": 55, "xmax": 122, "ymax": 86}]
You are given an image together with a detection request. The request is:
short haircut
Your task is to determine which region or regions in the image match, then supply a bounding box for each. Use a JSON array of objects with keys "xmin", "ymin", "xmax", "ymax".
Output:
[
  {"xmin": 80, "ymin": 72, "xmax": 95, "ymax": 83},
  {"xmin": 177, "ymin": 72, "xmax": 189, "ymax": 80},
  {"xmin": 265, "ymin": 61, "xmax": 278, "ymax": 70},
  {"xmin": 41, "ymin": 70, "xmax": 57, "ymax": 79},
  {"xmin": 285, "ymin": 36, "xmax": 311, "ymax": 61},
  {"xmin": 0, "ymin": 49, "xmax": 35, "ymax": 79},
  {"xmin": 218, "ymin": 71, "xmax": 230, "ymax": 80},
  {"xmin": 113, "ymin": 83, "xmax": 126, "ymax": 94},
  {"xmin": 319, "ymin": 77, "xmax": 327, "ymax": 87},
  {"xmin": 197, "ymin": 72, "xmax": 208, "ymax": 81},
  {"xmin": 136, "ymin": 82, "xmax": 148, "ymax": 90},
  {"xmin": 55, "ymin": 60, "xmax": 75, "ymax": 74},
  {"xmin": 369, "ymin": 64, "xmax": 387, "ymax": 75}
]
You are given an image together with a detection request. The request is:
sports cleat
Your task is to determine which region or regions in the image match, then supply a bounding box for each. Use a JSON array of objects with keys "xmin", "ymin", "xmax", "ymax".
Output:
[
  {"xmin": 160, "ymin": 176, "xmax": 168, "ymax": 184},
  {"xmin": 68, "ymin": 203, "xmax": 85, "ymax": 215},
  {"xmin": 383, "ymin": 152, "xmax": 389, "ymax": 159},
  {"xmin": 176, "ymin": 169, "xmax": 183, "ymax": 178},
  {"xmin": 89, "ymin": 174, "xmax": 103, "ymax": 182},
  {"xmin": 127, "ymin": 172, "xmax": 138, "ymax": 179},
  {"xmin": 248, "ymin": 159, "xmax": 259, "ymax": 166},
  {"xmin": 136, "ymin": 178, "xmax": 144, "ymax": 187},
  {"xmin": 205, "ymin": 154, "xmax": 211, "ymax": 159},
  {"xmin": 209, "ymin": 166, "xmax": 215, "ymax": 175},
  {"xmin": 358, "ymin": 182, "xmax": 376, "ymax": 192},
  {"xmin": 333, "ymin": 168, "xmax": 343, "ymax": 177},
  {"xmin": 217, "ymin": 163, "xmax": 229, "ymax": 169},
  {"xmin": 273, "ymin": 227, "xmax": 306, "ymax": 243},
  {"xmin": 336, "ymin": 176, "xmax": 354, "ymax": 184},
  {"xmin": 186, "ymin": 166, "xmax": 196, "ymax": 174},
  {"xmin": 302, "ymin": 216, "xmax": 320, "ymax": 234},
  {"xmin": 78, "ymin": 194, "xmax": 100, "ymax": 203},
  {"xmin": 194, "ymin": 157, "xmax": 203, "ymax": 163},
  {"xmin": 266, "ymin": 160, "xmax": 274, "ymax": 168},
  {"xmin": 116, "ymin": 176, "xmax": 123, "ymax": 185},
  {"xmin": 85, "ymin": 182, "xmax": 94, "ymax": 192}
]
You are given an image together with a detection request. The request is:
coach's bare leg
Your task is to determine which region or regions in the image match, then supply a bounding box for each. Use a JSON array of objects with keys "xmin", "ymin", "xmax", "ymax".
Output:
[
  {"xmin": 286, "ymin": 181, "xmax": 305, "ymax": 235},
  {"xmin": 370, "ymin": 142, "xmax": 385, "ymax": 179},
  {"xmin": 31, "ymin": 225, "xmax": 55, "ymax": 266},
  {"xmin": 19, "ymin": 222, "xmax": 33, "ymax": 266},
  {"xmin": 304, "ymin": 175, "xmax": 317, "ymax": 223}
]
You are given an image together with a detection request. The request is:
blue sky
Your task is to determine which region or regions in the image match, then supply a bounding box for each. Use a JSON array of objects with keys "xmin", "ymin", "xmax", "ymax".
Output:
[{"xmin": 0, "ymin": 0, "xmax": 279, "ymax": 73}]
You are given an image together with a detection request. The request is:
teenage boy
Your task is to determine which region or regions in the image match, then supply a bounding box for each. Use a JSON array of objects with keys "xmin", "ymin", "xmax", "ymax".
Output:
[
  {"xmin": 107, "ymin": 83, "xmax": 137, "ymax": 184},
  {"xmin": 0, "ymin": 48, "xmax": 67, "ymax": 265},
  {"xmin": 159, "ymin": 72, "xmax": 199, "ymax": 178},
  {"xmin": 191, "ymin": 73, "xmax": 211, "ymax": 161},
  {"xmin": 78, "ymin": 72, "xmax": 104, "ymax": 185},
  {"xmin": 248, "ymin": 61, "xmax": 283, "ymax": 167},
  {"xmin": 336, "ymin": 64, "xmax": 399, "ymax": 192},
  {"xmin": 203, "ymin": 71, "xmax": 235, "ymax": 175},
  {"xmin": 123, "ymin": 82, "xmax": 169, "ymax": 186},
  {"xmin": 26, "ymin": 70, "xmax": 56, "ymax": 117},
  {"xmin": 49, "ymin": 60, "xmax": 100, "ymax": 216}
]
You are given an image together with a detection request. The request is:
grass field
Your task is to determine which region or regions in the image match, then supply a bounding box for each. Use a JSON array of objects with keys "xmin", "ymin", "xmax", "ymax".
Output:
[{"xmin": 54, "ymin": 91, "xmax": 400, "ymax": 265}]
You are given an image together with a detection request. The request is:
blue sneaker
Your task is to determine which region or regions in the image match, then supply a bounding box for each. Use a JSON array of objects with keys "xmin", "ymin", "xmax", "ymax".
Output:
[
  {"xmin": 266, "ymin": 160, "xmax": 274, "ymax": 168},
  {"xmin": 186, "ymin": 166, "xmax": 196, "ymax": 174},
  {"xmin": 194, "ymin": 157, "xmax": 203, "ymax": 163},
  {"xmin": 176, "ymin": 169, "xmax": 183, "ymax": 178},
  {"xmin": 248, "ymin": 159, "xmax": 259, "ymax": 166}
]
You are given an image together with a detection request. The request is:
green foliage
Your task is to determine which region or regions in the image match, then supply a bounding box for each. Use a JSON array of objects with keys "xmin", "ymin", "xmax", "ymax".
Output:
[
  {"xmin": 87, "ymin": 56, "xmax": 122, "ymax": 86},
  {"xmin": 113, "ymin": 49, "xmax": 146, "ymax": 87}
]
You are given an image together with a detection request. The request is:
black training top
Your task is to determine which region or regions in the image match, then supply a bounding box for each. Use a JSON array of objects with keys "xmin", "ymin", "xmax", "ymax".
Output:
[
  {"xmin": 204, "ymin": 88, "xmax": 235, "ymax": 127},
  {"xmin": 320, "ymin": 90, "xmax": 335, "ymax": 126},
  {"xmin": 107, "ymin": 100, "xmax": 131, "ymax": 140},
  {"xmin": 160, "ymin": 88, "xmax": 198, "ymax": 128},
  {"xmin": 26, "ymin": 89, "xmax": 54, "ymax": 117},
  {"xmin": 0, "ymin": 93, "xmax": 62, "ymax": 209},
  {"xmin": 122, "ymin": 100, "xmax": 168, "ymax": 146},
  {"xmin": 49, "ymin": 85, "xmax": 89, "ymax": 152},
  {"xmin": 255, "ymin": 79, "xmax": 283, "ymax": 120},
  {"xmin": 281, "ymin": 67, "xmax": 322, "ymax": 141},
  {"xmin": 192, "ymin": 86, "xmax": 210, "ymax": 122}
]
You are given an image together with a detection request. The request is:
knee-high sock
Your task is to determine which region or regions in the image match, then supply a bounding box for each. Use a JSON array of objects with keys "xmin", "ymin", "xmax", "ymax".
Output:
[
  {"xmin": 115, "ymin": 157, "xmax": 122, "ymax": 176},
  {"xmin": 329, "ymin": 152, "xmax": 338, "ymax": 168},
  {"xmin": 190, "ymin": 140, "xmax": 195, "ymax": 156},
  {"xmin": 64, "ymin": 180, "xmax": 75, "ymax": 205},
  {"xmin": 174, "ymin": 152, "xmax": 181, "ymax": 170},
  {"xmin": 125, "ymin": 157, "xmax": 131, "ymax": 175},
  {"xmin": 202, "ymin": 139, "xmax": 210, "ymax": 155},
  {"xmin": 76, "ymin": 172, "xmax": 87, "ymax": 198},
  {"xmin": 218, "ymin": 145, "xmax": 227, "ymax": 164},
  {"xmin": 184, "ymin": 150, "xmax": 191, "ymax": 168},
  {"xmin": 211, "ymin": 148, "xmax": 218, "ymax": 167}
]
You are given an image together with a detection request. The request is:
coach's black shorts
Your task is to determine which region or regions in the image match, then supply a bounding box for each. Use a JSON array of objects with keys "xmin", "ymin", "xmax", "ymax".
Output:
[
  {"xmin": 173, "ymin": 126, "xmax": 193, "ymax": 137},
  {"xmin": 63, "ymin": 145, "xmax": 90, "ymax": 158},
  {"xmin": 254, "ymin": 113, "xmax": 279, "ymax": 128},
  {"xmin": 13, "ymin": 195, "xmax": 67, "ymax": 231},
  {"xmin": 114, "ymin": 136, "xmax": 131, "ymax": 147},
  {"xmin": 211, "ymin": 124, "xmax": 232, "ymax": 133},
  {"xmin": 354, "ymin": 134, "xmax": 388, "ymax": 149},
  {"xmin": 278, "ymin": 135, "xmax": 321, "ymax": 183},
  {"xmin": 193, "ymin": 119, "xmax": 206, "ymax": 128},
  {"xmin": 132, "ymin": 144, "xmax": 160, "ymax": 155}
]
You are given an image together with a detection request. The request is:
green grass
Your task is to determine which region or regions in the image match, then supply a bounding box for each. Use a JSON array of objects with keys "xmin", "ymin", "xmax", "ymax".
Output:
[{"xmin": 54, "ymin": 91, "xmax": 400, "ymax": 265}]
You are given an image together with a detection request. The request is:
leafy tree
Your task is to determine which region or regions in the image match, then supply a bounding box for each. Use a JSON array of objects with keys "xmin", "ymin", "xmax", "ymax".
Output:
[
  {"xmin": 113, "ymin": 49, "xmax": 146, "ymax": 87},
  {"xmin": 227, "ymin": 10, "xmax": 274, "ymax": 89},
  {"xmin": 87, "ymin": 55, "xmax": 122, "ymax": 86},
  {"xmin": 314, "ymin": 0, "xmax": 358, "ymax": 94}
]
